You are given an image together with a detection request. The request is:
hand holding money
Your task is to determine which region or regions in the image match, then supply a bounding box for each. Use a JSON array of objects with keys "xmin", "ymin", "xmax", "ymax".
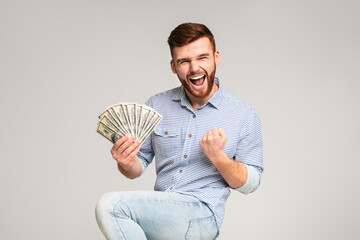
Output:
[
  {"xmin": 111, "ymin": 136, "xmax": 141, "ymax": 177},
  {"xmin": 97, "ymin": 102, "xmax": 161, "ymax": 178}
]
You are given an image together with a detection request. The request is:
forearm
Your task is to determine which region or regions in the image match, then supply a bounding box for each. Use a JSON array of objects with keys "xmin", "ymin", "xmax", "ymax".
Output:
[
  {"xmin": 210, "ymin": 152, "xmax": 248, "ymax": 189},
  {"xmin": 199, "ymin": 126, "xmax": 262, "ymax": 192},
  {"xmin": 117, "ymin": 157, "xmax": 142, "ymax": 179}
]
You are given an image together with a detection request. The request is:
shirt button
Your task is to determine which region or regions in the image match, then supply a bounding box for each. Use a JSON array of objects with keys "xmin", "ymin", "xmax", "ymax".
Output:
[
  {"xmin": 188, "ymin": 134, "xmax": 192, "ymax": 138},
  {"xmin": 179, "ymin": 169, "xmax": 183, "ymax": 173},
  {"xmin": 170, "ymin": 186, "xmax": 173, "ymax": 190},
  {"xmin": 164, "ymin": 131, "xmax": 168, "ymax": 135},
  {"xmin": 184, "ymin": 154, "xmax": 187, "ymax": 158},
  {"xmin": 193, "ymin": 114, "xmax": 196, "ymax": 118}
]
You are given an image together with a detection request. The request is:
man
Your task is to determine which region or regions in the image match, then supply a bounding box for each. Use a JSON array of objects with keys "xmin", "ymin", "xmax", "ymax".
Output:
[{"xmin": 96, "ymin": 22, "xmax": 263, "ymax": 240}]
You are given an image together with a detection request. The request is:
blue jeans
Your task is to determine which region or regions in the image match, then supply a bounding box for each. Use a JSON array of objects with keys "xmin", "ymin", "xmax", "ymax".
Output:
[{"xmin": 95, "ymin": 191, "xmax": 219, "ymax": 240}]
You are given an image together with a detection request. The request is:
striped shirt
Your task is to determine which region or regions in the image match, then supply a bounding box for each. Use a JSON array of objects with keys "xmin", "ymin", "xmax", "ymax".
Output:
[{"xmin": 137, "ymin": 78, "xmax": 263, "ymax": 228}]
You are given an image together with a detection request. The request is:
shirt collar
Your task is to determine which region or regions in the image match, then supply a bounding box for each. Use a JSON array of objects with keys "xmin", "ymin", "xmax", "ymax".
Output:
[{"xmin": 172, "ymin": 77, "xmax": 223, "ymax": 110}]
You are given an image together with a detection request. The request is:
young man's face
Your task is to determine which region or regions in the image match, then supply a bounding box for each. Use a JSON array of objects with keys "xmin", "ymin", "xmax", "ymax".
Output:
[{"xmin": 170, "ymin": 37, "xmax": 221, "ymax": 101}]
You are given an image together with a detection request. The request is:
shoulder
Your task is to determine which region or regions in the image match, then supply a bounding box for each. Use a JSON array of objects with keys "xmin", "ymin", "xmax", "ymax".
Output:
[
  {"xmin": 220, "ymin": 88, "xmax": 257, "ymax": 116},
  {"xmin": 157, "ymin": 87, "xmax": 180, "ymax": 98},
  {"xmin": 145, "ymin": 86, "xmax": 180, "ymax": 108},
  {"xmin": 220, "ymin": 89, "xmax": 262, "ymax": 140}
]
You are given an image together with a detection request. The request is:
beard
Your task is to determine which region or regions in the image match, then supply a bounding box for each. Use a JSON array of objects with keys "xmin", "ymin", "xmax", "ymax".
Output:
[{"xmin": 178, "ymin": 63, "xmax": 217, "ymax": 99}]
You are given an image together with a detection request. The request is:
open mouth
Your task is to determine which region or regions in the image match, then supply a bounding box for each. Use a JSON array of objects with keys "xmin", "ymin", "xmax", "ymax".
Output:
[{"xmin": 189, "ymin": 75, "xmax": 206, "ymax": 86}]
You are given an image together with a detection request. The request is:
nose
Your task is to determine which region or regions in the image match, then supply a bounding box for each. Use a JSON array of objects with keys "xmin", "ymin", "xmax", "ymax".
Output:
[{"xmin": 189, "ymin": 60, "xmax": 201, "ymax": 73}]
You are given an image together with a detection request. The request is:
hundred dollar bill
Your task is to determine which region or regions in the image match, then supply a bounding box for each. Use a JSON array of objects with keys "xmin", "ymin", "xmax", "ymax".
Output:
[
  {"xmin": 138, "ymin": 114, "xmax": 162, "ymax": 144},
  {"xmin": 96, "ymin": 121, "xmax": 123, "ymax": 143},
  {"xmin": 137, "ymin": 105, "xmax": 152, "ymax": 140},
  {"xmin": 99, "ymin": 109, "xmax": 129, "ymax": 136},
  {"xmin": 122, "ymin": 103, "xmax": 136, "ymax": 139},
  {"xmin": 138, "ymin": 109, "xmax": 162, "ymax": 143},
  {"xmin": 111, "ymin": 104, "xmax": 132, "ymax": 137},
  {"xmin": 135, "ymin": 104, "xmax": 143, "ymax": 140}
]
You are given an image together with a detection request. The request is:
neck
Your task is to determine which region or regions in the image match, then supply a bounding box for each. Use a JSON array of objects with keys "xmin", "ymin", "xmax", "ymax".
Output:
[{"xmin": 186, "ymin": 83, "xmax": 219, "ymax": 110}]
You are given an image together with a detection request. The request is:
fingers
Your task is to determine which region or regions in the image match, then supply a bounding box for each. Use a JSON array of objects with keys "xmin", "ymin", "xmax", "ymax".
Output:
[
  {"xmin": 211, "ymin": 128, "xmax": 220, "ymax": 137},
  {"xmin": 218, "ymin": 128, "xmax": 226, "ymax": 137},
  {"xmin": 111, "ymin": 135, "xmax": 129, "ymax": 153},
  {"xmin": 111, "ymin": 135, "xmax": 140, "ymax": 163},
  {"xmin": 200, "ymin": 128, "xmax": 227, "ymax": 149},
  {"xmin": 202, "ymin": 128, "xmax": 226, "ymax": 140},
  {"xmin": 120, "ymin": 139, "xmax": 140, "ymax": 160}
]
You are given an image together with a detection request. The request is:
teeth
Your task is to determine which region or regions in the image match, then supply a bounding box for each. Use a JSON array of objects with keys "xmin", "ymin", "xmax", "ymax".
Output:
[{"xmin": 190, "ymin": 75, "xmax": 205, "ymax": 80}]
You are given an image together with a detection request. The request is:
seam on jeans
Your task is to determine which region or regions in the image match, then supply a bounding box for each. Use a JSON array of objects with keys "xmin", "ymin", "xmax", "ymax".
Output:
[
  {"xmin": 112, "ymin": 199, "xmax": 128, "ymax": 240},
  {"xmin": 120, "ymin": 197, "xmax": 201, "ymax": 207}
]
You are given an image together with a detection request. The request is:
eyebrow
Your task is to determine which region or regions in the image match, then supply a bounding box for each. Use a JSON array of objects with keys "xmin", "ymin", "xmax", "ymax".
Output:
[
  {"xmin": 198, "ymin": 53, "xmax": 210, "ymax": 58},
  {"xmin": 176, "ymin": 53, "xmax": 210, "ymax": 64}
]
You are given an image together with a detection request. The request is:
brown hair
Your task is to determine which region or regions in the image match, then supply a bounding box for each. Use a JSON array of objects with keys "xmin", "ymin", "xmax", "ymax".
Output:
[{"xmin": 167, "ymin": 22, "xmax": 216, "ymax": 56}]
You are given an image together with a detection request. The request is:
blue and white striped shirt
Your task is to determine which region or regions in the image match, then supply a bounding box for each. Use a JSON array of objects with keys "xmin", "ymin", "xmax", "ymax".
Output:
[{"xmin": 137, "ymin": 78, "xmax": 263, "ymax": 228}]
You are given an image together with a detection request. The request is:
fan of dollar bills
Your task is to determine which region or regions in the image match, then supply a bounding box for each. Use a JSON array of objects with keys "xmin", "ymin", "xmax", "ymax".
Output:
[{"xmin": 97, "ymin": 102, "xmax": 162, "ymax": 145}]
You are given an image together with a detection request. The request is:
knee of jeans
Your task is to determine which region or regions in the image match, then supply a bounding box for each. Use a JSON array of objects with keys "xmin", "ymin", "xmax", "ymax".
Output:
[
  {"xmin": 95, "ymin": 192, "xmax": 116, "ymax": 222},
  {"xmin": 95, "ymin": 192, "xmax": 133, "ymax": 221}
]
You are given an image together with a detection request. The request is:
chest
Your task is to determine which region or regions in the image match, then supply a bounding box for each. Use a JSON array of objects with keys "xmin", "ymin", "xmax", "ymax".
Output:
[{"xmin": 152, "ymin": 106, "xmax": 243, "ymax": 159}]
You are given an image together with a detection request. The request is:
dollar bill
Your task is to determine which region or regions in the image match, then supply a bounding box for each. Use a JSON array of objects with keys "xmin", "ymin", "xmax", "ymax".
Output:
[
  {"xmin": 111, "ymin": 104, "xmax": 132, "ymax": 136},
  {"xmin": 98, "ymin": 110, "xmax": 127, "ymax": 136},
  {"xmin": 138, "ymin": 114, "xmax": 162, "ymax": 144},
  {"xmin": 96, "ymin": 120, "xmax": 123, "ymax": 143},
  {"xmin": 96, "ymin": 102, "xmax": 162, "ymax": 145}
]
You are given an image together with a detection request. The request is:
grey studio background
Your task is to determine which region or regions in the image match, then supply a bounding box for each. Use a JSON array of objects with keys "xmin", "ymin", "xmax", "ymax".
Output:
[{"xmin": 0, "ymin": 0, "xmax": 359, "ymax": 239}]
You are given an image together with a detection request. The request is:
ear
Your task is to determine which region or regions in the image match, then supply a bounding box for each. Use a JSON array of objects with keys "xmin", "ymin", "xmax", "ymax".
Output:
[
  {"xmin": 214, "ymin": 50, "xmax": 221, "ymax": 66},
  {"xmin": 170, "ymin": 59, "xmax": 177, "ymax": 74}
]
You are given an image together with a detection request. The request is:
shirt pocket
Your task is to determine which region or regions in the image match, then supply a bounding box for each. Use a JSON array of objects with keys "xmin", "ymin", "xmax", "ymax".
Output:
[{"xmin": 153, "ymin": 126, "xmax": 182, "ymax": 160}]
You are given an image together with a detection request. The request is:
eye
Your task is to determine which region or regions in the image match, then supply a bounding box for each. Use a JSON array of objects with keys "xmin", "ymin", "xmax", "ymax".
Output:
[{"xmin": 180, "ymin": 60, "xmax": 190, "ymax": 64}]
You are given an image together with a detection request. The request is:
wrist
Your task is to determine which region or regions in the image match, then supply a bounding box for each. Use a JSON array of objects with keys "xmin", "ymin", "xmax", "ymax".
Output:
[
  {"xmin": 208, "ymin": 151, "xmax": 227, "ymax": 163},
  {"xmin": 117, "ymin": 159, "xmax": 141, "ymax": 179}
]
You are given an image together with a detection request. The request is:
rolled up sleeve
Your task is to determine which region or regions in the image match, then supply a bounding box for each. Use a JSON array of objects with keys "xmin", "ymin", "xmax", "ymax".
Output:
[{"xmin": 234, "ymin": 164, "xmax": 262, "ymax": 194}]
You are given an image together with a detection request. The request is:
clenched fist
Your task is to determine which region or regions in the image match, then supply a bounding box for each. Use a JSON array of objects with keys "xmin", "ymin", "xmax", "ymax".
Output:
[{"xmin": 200, "ymin": 128, "xmax": 227, "ymax": 161}]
